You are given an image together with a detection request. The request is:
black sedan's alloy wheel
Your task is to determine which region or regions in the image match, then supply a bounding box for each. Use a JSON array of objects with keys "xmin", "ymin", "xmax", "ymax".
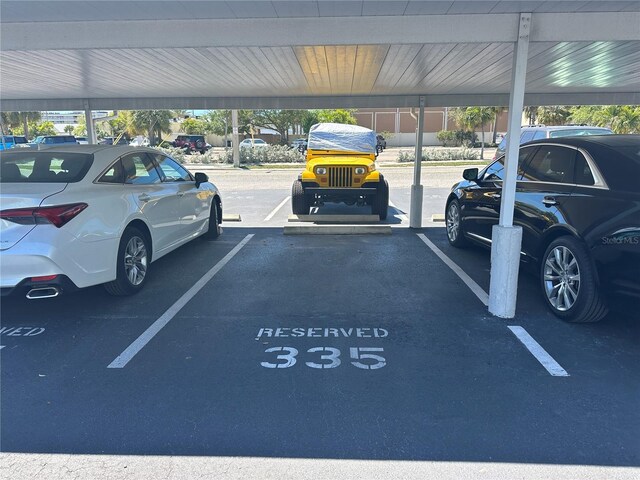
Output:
[
  {"xmin": 540, "ymin": 236, "xmax": 608, "ymax": 323},
  {"xmin": 446, "ymin": 199, "xmax": 468, "ymax": 247}
]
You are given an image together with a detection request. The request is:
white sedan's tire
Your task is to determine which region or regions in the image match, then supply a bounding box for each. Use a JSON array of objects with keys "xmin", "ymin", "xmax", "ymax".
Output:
[{"xmin": 104, "ymin": 226, "xmax": 150, "ymax": 296}]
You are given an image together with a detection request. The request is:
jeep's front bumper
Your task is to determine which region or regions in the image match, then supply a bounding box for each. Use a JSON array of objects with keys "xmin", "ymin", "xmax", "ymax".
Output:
[{"xmin": 302, "ymin": 186, "xmax": 377, "ymax": 196}]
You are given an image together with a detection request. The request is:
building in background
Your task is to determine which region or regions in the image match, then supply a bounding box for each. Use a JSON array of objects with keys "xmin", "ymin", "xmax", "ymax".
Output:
[{"xmin": 354, "ymin": 107, "xmax": 509, "ymax": 147}]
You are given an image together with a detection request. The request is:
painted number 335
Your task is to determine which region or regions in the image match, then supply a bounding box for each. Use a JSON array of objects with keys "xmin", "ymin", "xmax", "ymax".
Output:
[{"xmin": 261, "ymin": 347, "xmax": 386, "ymax": 370}]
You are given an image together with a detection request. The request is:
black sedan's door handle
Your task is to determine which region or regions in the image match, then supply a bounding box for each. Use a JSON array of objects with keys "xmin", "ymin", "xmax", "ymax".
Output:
[{"xmin": 542, "ymin": 196, "xmax": 557, "ymax": 207}]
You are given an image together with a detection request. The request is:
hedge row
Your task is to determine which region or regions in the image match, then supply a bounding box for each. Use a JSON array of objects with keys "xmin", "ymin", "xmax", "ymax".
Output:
[
  {"xmin": 397, "ymin": 147, "xmax": 480, "ymax": 162},
  {"xmin": 155, "ymin": 145, "xmax": 306, "ymax": 165}
]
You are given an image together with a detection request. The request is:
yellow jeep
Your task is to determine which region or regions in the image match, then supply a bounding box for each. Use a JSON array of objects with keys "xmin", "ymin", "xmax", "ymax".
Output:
[{"xmin": 291, "ymin": 123, "xmax": 389, "ymax": 219}]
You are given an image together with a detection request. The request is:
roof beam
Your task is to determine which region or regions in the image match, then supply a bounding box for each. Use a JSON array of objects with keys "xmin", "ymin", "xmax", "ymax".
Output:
[
  {"xmin": 3, "ymin": 91, "xmax": 640, "ymax": 112},
  {"xmin": 2, "ymin": 12, "xmax": 638, "ymax": 52}
]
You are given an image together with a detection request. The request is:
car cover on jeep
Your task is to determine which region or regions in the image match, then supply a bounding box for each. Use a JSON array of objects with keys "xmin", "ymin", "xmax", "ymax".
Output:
[{"xmin": 307, "ymin": 123, "xmax": 376, "ymax": 154}]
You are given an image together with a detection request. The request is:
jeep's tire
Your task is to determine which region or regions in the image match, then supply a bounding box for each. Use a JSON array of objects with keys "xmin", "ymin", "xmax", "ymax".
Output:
[
  {"xmin": 292, "ymin": 180, "xmax": 309, "ymax": 215},
  {"xmin": 540, "ymin": 236, "xmax": 608, "ymax": 323},
  {"xmin": 104, "ymin": 226, "xmax": 150, "ymax": 296},
  {"xmin": 204, "ymin": 200, "xmax": 221, "ymax": 240},
  {"xmin": 372, "ymin": 178, "xmax": 389, "ymax": 220}
]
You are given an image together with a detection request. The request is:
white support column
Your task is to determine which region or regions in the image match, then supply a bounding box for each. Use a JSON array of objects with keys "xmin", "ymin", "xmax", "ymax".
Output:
[
  {"xmin": 488, "ymin": 13, "xmax": 531, "ymax": 318},
  {"xmin": 231, "ymin": 109, "xmax": 240, "ymax": 168},
  {"xmin": 410, "ymin": 96, "xmax": 425, "ymax": 229},
  {"xmin": 83, "ymin": 100, "xmax": 96, "ymax": 144}
]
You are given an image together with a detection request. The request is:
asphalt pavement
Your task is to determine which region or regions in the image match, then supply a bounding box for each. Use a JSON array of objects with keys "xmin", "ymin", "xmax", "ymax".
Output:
[{"xmin": 1, "ymin": 166, "xmax": 638, "ymax": 480}]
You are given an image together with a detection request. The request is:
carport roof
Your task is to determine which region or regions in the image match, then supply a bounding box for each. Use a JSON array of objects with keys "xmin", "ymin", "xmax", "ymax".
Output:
[{"xmin": 1, "ymin": 1, "xmax": 639, "ymax": 110}]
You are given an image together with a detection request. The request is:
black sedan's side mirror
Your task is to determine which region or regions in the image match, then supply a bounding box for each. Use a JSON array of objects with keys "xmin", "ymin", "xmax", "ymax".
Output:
[
  {"xmin": 194, "ymin": 172, "xmax": 208, "ymax": 188},
  {"xmin": 462, "ymin": 168, "xmax": 479, "ymax": 181}
]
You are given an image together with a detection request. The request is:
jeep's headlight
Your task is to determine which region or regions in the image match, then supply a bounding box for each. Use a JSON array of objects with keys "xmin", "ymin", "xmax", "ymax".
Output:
[
  {"xmin": 355, "ymin": 167, "xmax": 366, "ymax": 175},
  {"xmin": 316, "ymin": 167, "xmax": 327, "ymax": 175}
]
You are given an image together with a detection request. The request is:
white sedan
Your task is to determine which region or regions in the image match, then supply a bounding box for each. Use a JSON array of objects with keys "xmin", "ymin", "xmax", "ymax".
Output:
[
  {"xmin": 239, "ymin": 138, "xmax": 269, "ymax": 148},
  {"xmin": 0, "ymin": 145, "xmax": 222, "ymax": 299}
]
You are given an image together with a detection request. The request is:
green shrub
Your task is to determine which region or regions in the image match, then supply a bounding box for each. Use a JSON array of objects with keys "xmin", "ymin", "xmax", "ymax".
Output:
[
  {"xmin": 455, "ymin": 130, "xmax": 478, "ymax": 147},
  {"xmin": 397, "ymin": 147, "xmax": 481, "ymax": 162},
  {"xmin": 436, "ymin": 130, "xmax": 457, "ymax": 146}
]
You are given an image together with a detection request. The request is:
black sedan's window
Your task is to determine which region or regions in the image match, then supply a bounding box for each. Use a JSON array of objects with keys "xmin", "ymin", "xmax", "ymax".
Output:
[
  {"xmin": 483, "ymin": 158, "xmax": 505, "ymax": 181},
  {"xmin": 483, "ymin": 147, "xmax": 536, "ymax": 181},
  {"xmin": 574, "ymin": 152, "xmax": 595, "ymax": 186},
  {"xmin": 521, "ymin": 146, "xmax": 576, "ymax": 184}
]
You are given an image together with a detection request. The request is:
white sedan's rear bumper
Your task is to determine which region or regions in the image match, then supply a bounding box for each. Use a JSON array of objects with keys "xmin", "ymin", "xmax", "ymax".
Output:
[{"xmin": 0, "ymin": 225, "xmax": 119, "ymax": 289}]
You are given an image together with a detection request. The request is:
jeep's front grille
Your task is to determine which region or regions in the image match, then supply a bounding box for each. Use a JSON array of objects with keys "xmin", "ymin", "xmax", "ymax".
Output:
[{"xmin": 328, "ymin": 167, "xmax": 353, "ymax": 187}]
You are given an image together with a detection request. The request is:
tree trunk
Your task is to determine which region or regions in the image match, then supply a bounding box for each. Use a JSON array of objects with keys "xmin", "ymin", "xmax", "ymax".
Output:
[
  {"xmin": 480, "ymin": 123, "xmax": 485, "ymax": 160},
  {"xmin": 23, "ymin": 116, "xmax": 29, "ymax": 141},
  {"xmin": 492, "ymin": 115, "xmax": 498, "ymax": 144}
]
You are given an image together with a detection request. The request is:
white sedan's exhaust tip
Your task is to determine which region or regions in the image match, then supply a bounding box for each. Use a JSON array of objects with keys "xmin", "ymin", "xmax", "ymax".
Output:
[{"xmin": 26, "ymin": 287, "xmax": 60, "ymax": 300}]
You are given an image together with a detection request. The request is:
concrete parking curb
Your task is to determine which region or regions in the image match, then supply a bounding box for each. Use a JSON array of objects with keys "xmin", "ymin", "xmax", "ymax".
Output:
[
  {"xmin": 288, "ymin": 214, "xmax": 380, "ymax": 223},
  {"xmin": 284, "ymin": 225, "xmax": 392, "ymax": 235}
]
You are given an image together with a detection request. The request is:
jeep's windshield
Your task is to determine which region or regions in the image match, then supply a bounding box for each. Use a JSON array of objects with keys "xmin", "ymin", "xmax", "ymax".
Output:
[{"xmin": 307, "ymin": 123, "xmax": 376, "ymax": 154}]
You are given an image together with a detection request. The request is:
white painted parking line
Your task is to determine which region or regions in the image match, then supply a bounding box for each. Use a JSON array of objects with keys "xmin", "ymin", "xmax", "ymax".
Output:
[
  {"xmin": 389, "ymin": 200, "xmax": 408, "ymax": 222},
  {"xmin": 508, "ymin": 326, "xmax": 569, "ymax": 377},
  {"xmin": 416, "ymin": 233, "xmax": 489, "ymax": 306},
  {"xmin": 108, "ymin": 234, "xmax": 255, "ymax": 369},
  {"xmin": 263, "ymin": 196, "xmax": 290, "ymax": 221}
]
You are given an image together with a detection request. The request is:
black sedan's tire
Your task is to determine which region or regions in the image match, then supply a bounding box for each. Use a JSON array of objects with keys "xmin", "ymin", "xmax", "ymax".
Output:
[
  {"xmin": 371, "ymin": 178, "xmax": 389, "ymax": 220},
  {"xmin": 292, "ymin": 180, "xmax": 310, "ymax": 215},
  {"xmin": 104, "ymin": 226, "xmax": 150, "ymax": 296},
  {"xmin": 445, "ymin": 199, "xmax": 468, "ymax": 247},
  {"xmin": 204, "ymin": 200, "xmax": 221, "ymax": 240},
  {"xmin": 540, "ymin": 236, "xmax": 608, "ymax": 323}
]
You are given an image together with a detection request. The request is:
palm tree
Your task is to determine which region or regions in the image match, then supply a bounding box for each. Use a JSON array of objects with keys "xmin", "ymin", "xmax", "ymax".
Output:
[
  {"xmin": 1, "ymin": 111, "xmax": 41, "ymax": 139},
  {"xmin": 524, "ymin": 106, "xmax": 538, "ymax": 125},
  {"xmin": 450, "ymin": 107, "xmax": 496, "ymax": 159},
  {"xmin": 132, "ymin": 110, "xmax": 174, "ymax": 145},
  {"xmin": 536, "ymin": 106, "xmax": 571, "ymax": 125},
  {"xmin": 491, "ymin": 107, "xmax": 505, "ymax": 145}
]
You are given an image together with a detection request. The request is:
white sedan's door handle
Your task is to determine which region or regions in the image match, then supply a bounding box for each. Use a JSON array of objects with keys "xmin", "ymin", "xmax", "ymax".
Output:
[
  {"xmin": 138, "ymin": 193, "xmax": 151, "ymax": 202},
  {"xmin": 177, "ymin": 191, "xmax": 185, "ymax": 197}
]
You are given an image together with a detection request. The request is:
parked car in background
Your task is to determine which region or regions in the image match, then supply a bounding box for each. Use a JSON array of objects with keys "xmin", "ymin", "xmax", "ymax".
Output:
[
  {"xmin": 98, "ymin": 136, "xmax": 128, "ymax": 145},
  {"xmin": 0, "ymin": 145, "xmax": 223, "ymax": 298},
  {"xmin": 75, "ymin": 136, "xmax": 88, "ymax": 145},
  {"xmin": 291, "ymin": 138, "xmax": 308, "ymax": 152},
  {"xmin": 0, "ymin": 135, "xmax": 28, "ymax": 150},
  {"xmin": 129, "ymin": 136, "xmax": 150, "ymax": 147},
  {"xmin": 446, "ymin": 135, "xmax": 640, "ymax": 323},
  {"xmin": 28, "ymin": 135, "xmax": 78, "ymax": 147},
  {"xmin": 173, "ymin": 135, "xmax": 211, "ymax": 154},
  {"xmin": 494, "ymin": 125, "xmax": 612, "ymax": 159},
  {"xmin": 239, "ymin": 138, "xmax": 269, "ymax": 149}
]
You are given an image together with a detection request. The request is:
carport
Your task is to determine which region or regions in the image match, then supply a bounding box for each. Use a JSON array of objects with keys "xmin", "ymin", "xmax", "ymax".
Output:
[
  {"xmin": 2, "ymin": 1, "xmax": 639, "ymax": 318},
  {"xmin": 1, "ymin": 2, "xmax": 640, "ymax": 478}
]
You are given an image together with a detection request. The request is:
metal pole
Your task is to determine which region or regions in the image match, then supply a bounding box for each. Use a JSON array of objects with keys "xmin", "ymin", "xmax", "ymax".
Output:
[
  {"xmin": 231, "ymin": 109, "xmax": 240, "ymax": 168},
  {"xmin": 83, "ymin": 100, "xmax": 96, "ymax": 144},
  {"xmin": 409, "ymin": 96, "xmax": 425, "ymax": 229},
  {"xmin": 488, "ymin": 13, "xmax": 531, "ymax": 319}
]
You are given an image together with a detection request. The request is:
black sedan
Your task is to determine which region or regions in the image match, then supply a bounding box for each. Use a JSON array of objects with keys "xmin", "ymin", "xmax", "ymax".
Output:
[{"xmin": 445, "ymin": 135, "xmax": 640, "ymax": 323}]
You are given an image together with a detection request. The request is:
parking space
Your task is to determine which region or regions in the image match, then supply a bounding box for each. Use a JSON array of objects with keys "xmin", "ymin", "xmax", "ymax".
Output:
[{"xmin": 2, "ymin": 192, "xmax": 639, "ymax": 469}]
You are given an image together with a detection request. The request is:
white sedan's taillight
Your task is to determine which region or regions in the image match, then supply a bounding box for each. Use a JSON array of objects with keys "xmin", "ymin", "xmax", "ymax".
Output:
[{"xmin": 0, "ymin": 203, "xmax": 88, "ymax": 228}]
